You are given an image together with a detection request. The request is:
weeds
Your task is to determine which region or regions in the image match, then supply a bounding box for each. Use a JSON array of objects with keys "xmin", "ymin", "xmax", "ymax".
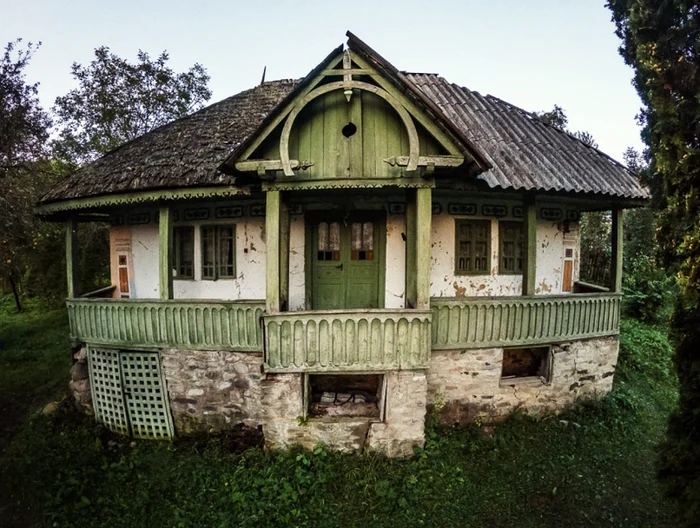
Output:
[{"xmin": 0, "ymin": 303, "xmax": 681, "ymax": 527}]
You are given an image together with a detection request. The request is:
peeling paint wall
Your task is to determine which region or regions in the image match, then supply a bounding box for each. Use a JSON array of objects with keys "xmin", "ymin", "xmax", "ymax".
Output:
[
  {"xmin": 429, "ymin": 208, "xmax": 580, "ymax": 298},
  {"xmin": 130, "ymin": 224, "xmax": 160, "ymax": 298},
  {"xmin": 289, "ymin": 216, "xmax": 306, "ymax": 311},
  {"xmin": 385, "ymin": 214, "xmax": 406, "ymax": 309},
  {"xmin": 124, "ymin": 217, "xmax": 266, "ymax": 300},
  {"xmin": 173, "ymin": 217, "xmax": 266, "ymax": 300}
]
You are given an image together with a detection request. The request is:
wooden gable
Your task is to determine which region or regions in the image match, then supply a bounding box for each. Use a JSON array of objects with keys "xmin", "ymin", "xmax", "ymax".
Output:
[{"xmin": 228, "ymin": 50, "xmax": 472, "ymax": 190}]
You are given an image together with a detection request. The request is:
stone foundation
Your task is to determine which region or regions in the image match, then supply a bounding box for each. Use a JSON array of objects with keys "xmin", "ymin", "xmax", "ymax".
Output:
[
  {"xmin": 161, "ymin": 349, "xmax": 263, "ymax": 434},
  {"xmin": 261, "ymin": 370, "xmax": 427, "ymax": 457},
  {"xmin": 69, "ymin": 347, "xmax": 93, "ymax": 415},
  {"xmin": 426, "ymin": 336, "xmax": 619, "ymax": 423}
]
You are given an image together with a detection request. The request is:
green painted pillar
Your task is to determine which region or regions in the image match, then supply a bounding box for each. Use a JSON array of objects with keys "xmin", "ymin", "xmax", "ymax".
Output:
[
  {"xmin": 405, "ymin": 190, "xmax": 417, "ymax": 309},
  {"xmin": 66, "ymin": 218, "xmax": 79, "ymax": 299},
  {"xmin": 415, "ymin": 187, "xmax": 432, "ymax": 309},
  {"xmin": 522, "ymin": 200, "xmax": 537, "ymax": 296},
  {"xmin": 266, "ymin": 190, "xmax": 281, "ymax": 313},
  {"xmin": 159, "ymin": 206, "xmax": 173, "ymax": 300},
  {"xmin": 611, "ymin": 208, "xmax": 624, "ymax": 292}
]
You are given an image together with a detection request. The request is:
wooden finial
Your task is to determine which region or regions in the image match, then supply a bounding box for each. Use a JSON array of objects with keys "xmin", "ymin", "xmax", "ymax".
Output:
[{"xmin": 260, "ymin": 66, "xmax": 267, "ymax": 85}]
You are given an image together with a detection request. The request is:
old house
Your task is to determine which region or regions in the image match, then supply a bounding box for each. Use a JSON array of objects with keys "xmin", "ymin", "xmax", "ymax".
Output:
[{"xmin": 38, "ymin": 33, "xmax": 647, "ymax": 456}]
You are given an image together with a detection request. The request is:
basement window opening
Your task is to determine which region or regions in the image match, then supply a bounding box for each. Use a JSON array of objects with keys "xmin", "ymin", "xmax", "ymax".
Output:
[
  {"xmin": 307, "ymin": 374, "xmax": 383, "ymax": 419},
  {"xmin": 501, "ymin": 346, "xmax": 551, "ymax": 383}
]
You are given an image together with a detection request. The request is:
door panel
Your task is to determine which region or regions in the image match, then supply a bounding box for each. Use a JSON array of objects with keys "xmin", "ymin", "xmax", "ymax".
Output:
[{"xmin": 311, "ymin": 216, "xmax": 383, "ymax": 310}]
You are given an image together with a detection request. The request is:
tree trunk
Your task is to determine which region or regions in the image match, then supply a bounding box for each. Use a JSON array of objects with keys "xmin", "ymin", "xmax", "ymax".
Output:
[{"xmin": 8, "ymin": 275, "xmax": 22, "ymax": 312}]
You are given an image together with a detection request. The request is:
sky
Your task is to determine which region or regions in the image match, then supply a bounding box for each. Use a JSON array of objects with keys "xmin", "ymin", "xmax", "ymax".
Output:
[{"xmin": 1, "ymin": 0, "xmax": 644, "ymax": 162}]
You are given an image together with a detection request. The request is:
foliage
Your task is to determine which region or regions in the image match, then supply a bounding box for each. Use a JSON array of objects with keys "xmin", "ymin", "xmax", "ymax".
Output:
[
  {"xmin": 617, "ymin": 318, "xmax": 674, "ymax": 383},
  {"xmin": 0, "ymin": 304, "xmax": 681, "ymax": 527},
  {"xmin": 607, "ymin": 1, "xmax": 700, "ymax": 522},
  {"xmin": 623, "ymin": 255, "xmax": 677, "ymax": 325},
  {"xmin": 0, "ymin": 40, "xmax": 53, "ymax": 309},
  {"xmin": 534, "ymin": 104, "xmax": 568, "ymax": 130},
  {"xmin": 52, "ymin": 47, "xmax": 212, "ymax": 165},
  {"xmin": 0, "ymin": 39, "xmax": 50, "ymax": 173}
]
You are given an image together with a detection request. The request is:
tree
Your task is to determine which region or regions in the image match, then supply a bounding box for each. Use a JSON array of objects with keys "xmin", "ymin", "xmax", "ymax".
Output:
[
  {"xmin": 0, "ymin": 40, "xmax": 52, "ymax": 311},
  {"xmin": 535, "ymin": 104, "xmax": 568, "ymax": 130},
  {"xmin": 607, "ymin": 0, "xmax": 700, "ymax": 522},
  {"xmin": 53, "ymin": 47, "xmax": 212, "ymax": 164}
]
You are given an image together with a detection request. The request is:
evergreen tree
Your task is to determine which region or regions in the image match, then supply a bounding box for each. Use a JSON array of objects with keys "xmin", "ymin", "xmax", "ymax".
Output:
[{"xmin": 607, "ymin": 1, "xmax": 700, "ymax": 522}]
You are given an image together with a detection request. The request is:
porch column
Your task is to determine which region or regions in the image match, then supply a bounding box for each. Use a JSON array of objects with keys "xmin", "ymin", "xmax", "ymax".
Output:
[
  {"xmin": 405, "ymin": 190, "xmax": 417, "ymax": 308},
  {"xmin": 611, "ymin": 208, "xmax": 624, "ymax": 292},
  {"xmin": 159, "ymin": 206, "xmax": 173, "ymax": 300},
  {"xmin": 522, "ymin": 199, "xmax": 537, "ymax": 296},
  {"xmin": 266, "ymin": 190, "xmax": 282, "ymax": 313},
  {"xmin": 66, "ymin": 218, "xmax": 78, "ymax": 299},
  {"xmin": 415, "ymin": 187, "xmax": 432, "ymax": 309}
]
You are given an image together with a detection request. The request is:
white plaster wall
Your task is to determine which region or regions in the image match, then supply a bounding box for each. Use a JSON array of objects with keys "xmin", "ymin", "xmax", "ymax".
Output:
[
  {"xmin": 385, "ymin": 214, "xmax": 406, "ymax": 309},
  {"xmin": 289, "ymin": 216, "xmax": 306, "ymax": 311},
  {"xmin": 173, "ymin": 218, "xmax": 266, "ymax": 301},
  {"xmin": 430, "ymin": 213, "xmax": 578, "ymax": 298},
  {"xmin": 130, "ymin": 224, "xmax": 160, "ymax": 299}
]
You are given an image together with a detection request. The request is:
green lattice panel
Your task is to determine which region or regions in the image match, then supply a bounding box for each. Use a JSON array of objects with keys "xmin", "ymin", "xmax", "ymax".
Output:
[
  {"xmin": 88, "ymin": 348, "xmax": 130, "ymax": 435},
  {"xmin": 119, "ymin": 351, "xmax": 174, "ymax": 439}
]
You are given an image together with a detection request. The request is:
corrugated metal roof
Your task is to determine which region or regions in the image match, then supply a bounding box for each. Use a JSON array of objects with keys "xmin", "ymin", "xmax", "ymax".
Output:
[{"xmin": 406, "ymin": 73, "xmax": 649, "ymax": 199}]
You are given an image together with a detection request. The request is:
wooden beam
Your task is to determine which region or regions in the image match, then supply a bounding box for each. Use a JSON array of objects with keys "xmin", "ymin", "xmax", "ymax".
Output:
[
  {"xmin": 522, "ymin": 200, "xmax": 537, "ymax": 296},
  {"xmin": 234, "ymin": 159, "xmax": 314, "ymax": 173},
  {"xmin": 405, "ymin": 190, "xmax": 417, "ymax": 308},
  {"xmin": 159, "ymin": 207, "xmax": 173, "ymax": 300},
  {"xmin": 611, "ymin": 208, "xmax": 624, "ymax": 293},
  {"xmin": 383, "ymin": 155, "xmax": 464, "ymax": 168},
  {"xmin": 266, "ymin": 190, "xmax": 282, "ymax": 313},
  {"xmin": 66, "ymin": 218, "xmax": 79, "ymax": 299},
  {"xmin": 415, "ymin": 187, "xmax": 432, "ymax": 309}
]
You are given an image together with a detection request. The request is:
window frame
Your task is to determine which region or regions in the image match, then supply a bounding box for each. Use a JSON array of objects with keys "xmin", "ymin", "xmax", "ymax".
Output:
[
  {"xmin": 498, "ymin": 221, "xmax": 524, "ymax": 275},
  {"xmin": 454, "ymin": 219, "xmax": 492, "ymax": 276},
  {"xmin": 173, "ymin": 226, "xmax": 195, "ymax": 280},
  {"xmin": 201, "ymin": 224, "xmax": 237, "ymax": 281}
]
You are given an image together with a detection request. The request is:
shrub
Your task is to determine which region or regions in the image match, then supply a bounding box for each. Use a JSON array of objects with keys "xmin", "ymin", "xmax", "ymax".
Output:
[
  {"xmin": 617, "ymin": 318, "xmax": 674, "ymax": 383},
  {"xmin": 622, "ymin": 255, "xmax": 677, "ymax": 325}
]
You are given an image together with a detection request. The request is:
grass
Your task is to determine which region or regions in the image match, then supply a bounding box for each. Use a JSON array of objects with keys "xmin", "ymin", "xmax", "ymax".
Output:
[{"xmin": 0, "ymin": 296, "xmax": 681, "ymax": 527}]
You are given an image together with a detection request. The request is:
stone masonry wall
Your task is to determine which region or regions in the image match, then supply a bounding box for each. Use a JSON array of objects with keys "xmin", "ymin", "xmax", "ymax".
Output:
[
  {"xmin": 69, "ymin": 346, "xmax": 93, "ymax": 415},
  {"xmin": 426, "ymin": 336, "xmax": 619, "ymax": 423},
  {"xmin": 161, "ymin": 349, "xmax": 263, "ymax": 434},
  {"xmin": 261, "ymin": 370, "xmax": 427, "ymax": 457}
]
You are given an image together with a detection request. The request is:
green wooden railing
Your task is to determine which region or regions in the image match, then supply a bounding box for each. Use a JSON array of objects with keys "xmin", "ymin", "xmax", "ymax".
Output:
[
  {"xmin": 431, "ymin": 293, "xmax": 621, "ymax": 350},
  {"xmin": 67, "ymin": 299, "xmax": 265, "ymax": 351},
  {"xmin": 263, "ymin": 309, "xmax": 432, "ymax": 372}
]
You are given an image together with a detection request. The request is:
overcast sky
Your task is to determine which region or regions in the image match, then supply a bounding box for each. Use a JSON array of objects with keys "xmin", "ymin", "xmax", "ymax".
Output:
[{"xmin": 2, "ymin": 0, "xmax": 643, "ymax": 162}]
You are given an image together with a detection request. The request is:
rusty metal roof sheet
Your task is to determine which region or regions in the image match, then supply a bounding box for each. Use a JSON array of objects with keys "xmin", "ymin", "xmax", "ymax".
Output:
[{"xmin": 406, "ymin": 73, "xmax": 649, "ymax": 199}]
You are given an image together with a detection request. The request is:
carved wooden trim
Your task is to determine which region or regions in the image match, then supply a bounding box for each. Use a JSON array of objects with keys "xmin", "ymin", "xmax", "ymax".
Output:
[{"xmin": 279, "ymin": 80, "xmax": 420, "ymax": 176}]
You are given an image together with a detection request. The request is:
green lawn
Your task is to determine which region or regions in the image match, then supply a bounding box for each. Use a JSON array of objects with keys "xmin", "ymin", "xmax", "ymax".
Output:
[{"xmin": 0, "ymin": 297, "xmax": 680, "ymax": 527}]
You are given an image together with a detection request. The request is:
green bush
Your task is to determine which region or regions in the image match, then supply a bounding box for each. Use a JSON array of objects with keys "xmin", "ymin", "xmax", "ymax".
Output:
[
  {"xmin": 617, "ymin": 318, "xmax": 674, "ymax": 383},
  {"xmin": 622, "ymin": 255, "xmax": 677, "ymax": 325}
]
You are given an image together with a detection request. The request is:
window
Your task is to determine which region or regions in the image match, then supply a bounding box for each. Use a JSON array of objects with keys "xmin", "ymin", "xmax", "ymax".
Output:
[
  {"xmin": 455, "ymin": 220, "xmax": 491, "ymax": 274},
  {"xmin": 173, "ymin": 226, "xmax": 194, "ymax": 279},
  {"xmin": 351, "ymin": 222, "xmax": 374, "ymax": 260},
  {"xmin": 307, "ymin": 374, "xmax": 383, "ymax": 420},
  {"xmin": 317, "ymin": 221, "xmax": 340, "ymax": 261},
  {"xmin": 499, "ymin": 221, "xmax": 523, "ymax": 274},
  {"xmin": 201, "ymin": 225, "xmax": 236, "ymax": 280},
  {"xmin": 501, "ymin": 346, "xmax": 551, "ymax": 382}
]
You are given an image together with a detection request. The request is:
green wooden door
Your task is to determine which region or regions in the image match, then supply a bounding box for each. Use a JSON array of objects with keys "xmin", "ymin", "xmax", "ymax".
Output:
[{"xmin": 311, "ymin": 216, "xmax": 384, "ymax": 310}]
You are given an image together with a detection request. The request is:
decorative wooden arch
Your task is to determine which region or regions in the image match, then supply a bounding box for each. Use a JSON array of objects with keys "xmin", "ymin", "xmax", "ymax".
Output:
[{"xmin": 279, "ymin": 80, "xmax": 420, "ymax": 176}]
